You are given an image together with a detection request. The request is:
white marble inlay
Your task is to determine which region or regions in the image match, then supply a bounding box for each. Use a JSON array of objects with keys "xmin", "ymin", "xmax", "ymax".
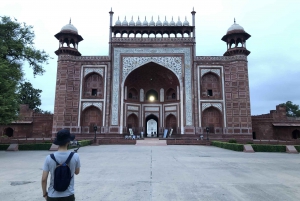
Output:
[
  {"xmin": 145, "ymin": 112, "xmax": 159, "ymax": 118},
  {"xmin": 127, "ymin": 111, "xmax": 138, "ymax": 117},
  {"xmin": 201, "ymin": 69, "xmax": 220, "ymax": 77},
  {"xmin": 202, "ymin": 103, "xmax": 222, "ymax": 112},
  {"xmin": 128, "ymin": 106, "xmax": 139, "ymax": 111},
  {"xmin": 84, "ymin": 68, "xmax": 104, "ymax": 77},
  {"xmin": 145, "ymin": 107, "xmax": 159, "ymax": 111},
  {"xmin": 82, "ymin": 102, "xmax": 103, "ymax": 111},
  {"xmin": 165, "ymin": 112, "xmax": 177, "ymax": 117},
  {"xmin": 165, "ymin": 106, "xmax": 176, "ymax": 111}
]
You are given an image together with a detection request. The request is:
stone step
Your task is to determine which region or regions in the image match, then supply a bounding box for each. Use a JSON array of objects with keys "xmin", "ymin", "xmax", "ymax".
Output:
[{"xmin": 136, "ymin": 138, "xmax": 167, "ymax": 146}]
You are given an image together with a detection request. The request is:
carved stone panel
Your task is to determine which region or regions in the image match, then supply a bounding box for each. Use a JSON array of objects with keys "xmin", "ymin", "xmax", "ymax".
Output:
[
  {"xmin": 82, "ymin": 102, "xmax": 103, "ymax": 111},
  {"xmin": 112, "ymin": 47, "xmax": 192, "ymax": 125}
]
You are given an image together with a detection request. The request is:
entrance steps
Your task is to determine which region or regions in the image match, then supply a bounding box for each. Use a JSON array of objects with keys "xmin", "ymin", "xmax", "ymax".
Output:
[{"xmin": 136, "ymin": 138, "xmax": 167, "ymax": 146}]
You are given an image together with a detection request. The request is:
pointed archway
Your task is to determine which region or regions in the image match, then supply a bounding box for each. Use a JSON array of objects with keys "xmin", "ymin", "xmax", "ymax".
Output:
[
  {"xmin": 4, "ymin": 127, "xmax": 13, "ymax": 137},
  {"xmin": 145, "ymin": 114, "xmax": 159, "ymax": 137},
  {"xmin": 166, "ymin": 114, "xmax": 177, "ymax": 134},
  {"xmin": 127, "ymin": 113, "xmax": 138, "ymax": 133},
  {"xmin": 202, "ymin": 107, "xmax": 223, "ymax": 133},
  {"xmin": 81, "ymin": 106, "xmax": 102, "ymax": 133},
  {"xmin": 292, "ymin": 129, "xmax": 300, "ymax": 139}
]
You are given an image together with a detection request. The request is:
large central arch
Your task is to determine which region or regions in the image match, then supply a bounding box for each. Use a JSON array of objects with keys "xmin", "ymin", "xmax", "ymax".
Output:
[
  {"xmin": 123, "ymin": 62, "xmax": 181, "ymax": 134},
  {"xmin": 112, "ymin": 47, "xmax": 193, "ymax": 131}
]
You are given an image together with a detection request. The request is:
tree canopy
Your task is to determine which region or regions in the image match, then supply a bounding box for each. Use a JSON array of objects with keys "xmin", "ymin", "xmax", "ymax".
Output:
[
  {"xmin": 0, "ymin": 16, "xmax": 50, "ymax": 124},
  {"xmin": 18, "ymin": 82, "xmax": 42, "ymax": 112},
  {"xmin": 279, "ymin": 101, "xmax": 300, "ymax": 117}
]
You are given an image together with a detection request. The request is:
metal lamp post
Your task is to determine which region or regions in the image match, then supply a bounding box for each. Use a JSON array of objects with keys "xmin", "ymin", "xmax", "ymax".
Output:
[
  {"xmin": 206, "ymin": 127, "xmax": 209, "ymax": 141},
  {"xmin": 93, "ymin": 125, "xmax": 97, "ymax": 143}
]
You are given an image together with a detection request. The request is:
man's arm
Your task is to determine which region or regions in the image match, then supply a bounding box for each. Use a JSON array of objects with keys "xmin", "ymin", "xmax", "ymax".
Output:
[
  {"xmin": 75, "ymin": 168, "xmax": 80, "ymax": 175},
  {"xmin": 41, "ymin": 171, "xmax": 49, "ymax": 199}
]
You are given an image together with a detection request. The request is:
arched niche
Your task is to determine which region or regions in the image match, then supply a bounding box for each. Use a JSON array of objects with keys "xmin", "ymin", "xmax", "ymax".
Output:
[
  {"xmin": 128, "ymin": 88, "xmax": 138, "ymax": 101},
  {"xmin": 4, "ymin": 127, "xmax": 13, "ymax": 137},
  {"xmin": 127, "ymin": 113, "xmax": 139, "ymax": 132},
  {"xmin": 83, "ymin": 73, "xmax": 103, "ymax": 98},
  {"xmin": 201, "ymin": 72, "xmax": 221, "ymax": 99},
  {"xmin": 166, "ymin": 88, "xmax": 176, "ymax": 101},
  {"xmin": 81, "ymin": 106, "xmax": 102, "ymax": 132},
  {"xmin": 201, "ymin": 106, "xmax": 223, "ymax": 133},
  {"xmin": 146, "ymin": 89, "xmax": 158, "ymax": 101},
  {"xmin": 292, "ymin": 129, "xmax": 300, "ymax": 139},
  {"xmin": 165, "ymin": 114, "xmax": 177, "ymax": 134}
]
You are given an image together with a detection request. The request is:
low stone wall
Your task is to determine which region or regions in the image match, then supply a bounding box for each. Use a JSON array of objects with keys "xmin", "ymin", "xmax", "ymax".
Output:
[
  {"xmin": 167, "ymin": 139, "xmax": 209, "ymax": 145},
  {"xmin": 97, "ymin": 139, "xmax": 136, "ymax": 145}
]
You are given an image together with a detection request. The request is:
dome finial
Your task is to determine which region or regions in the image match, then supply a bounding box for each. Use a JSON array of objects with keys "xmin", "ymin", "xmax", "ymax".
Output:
[
  {"xmin": 234, "ymin": 18, "xmax": 236, "ymax": 24},
  {"xmin": 69, "ymin": 18, "xmax": 71, "ymax": 24}
]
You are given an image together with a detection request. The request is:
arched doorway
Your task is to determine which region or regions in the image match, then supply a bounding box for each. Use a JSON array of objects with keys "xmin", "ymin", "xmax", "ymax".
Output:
[
  {"xmin": 145, "ymin": 114, "xmax": 159, "ymax": 137},
  {"xmin": 4, "ymin": 127, "xmax": 13, "ymax": 137},
  {"xmin": 166, "ymin": 114, "xmax": 177, "ymax": 134},
  {"xmin": 292, "ymin": 129, "xmax": 300, "ymax": 139},
  {"xmin": 127, "ymin": 114, "xmax": 138, "ymax": 133},
  {"xmin": 202, "ymin": 107, "xmax": 223, "ymax": 133},
  {"xmin": 81, "ymin": 106, "xmax": 102, "ymax": 133},
  {"xmin": 123, "ymin": 62, "xmax": 180, "ymax": 134}
]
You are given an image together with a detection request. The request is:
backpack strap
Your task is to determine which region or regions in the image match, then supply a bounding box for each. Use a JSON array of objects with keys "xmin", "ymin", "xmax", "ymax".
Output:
[
  {"xmin": 64, "ymin": 152, "xmax": 75, "ymax": 165},
  {"xmin": 50, "ymin": 154, "xmax": 60, "ymax": 166}
]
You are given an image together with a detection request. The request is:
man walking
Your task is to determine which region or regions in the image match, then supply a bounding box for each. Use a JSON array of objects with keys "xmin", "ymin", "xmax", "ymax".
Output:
[{"xmin": 41, "ymin": 129, "xmax": 81, "ymax": 201}]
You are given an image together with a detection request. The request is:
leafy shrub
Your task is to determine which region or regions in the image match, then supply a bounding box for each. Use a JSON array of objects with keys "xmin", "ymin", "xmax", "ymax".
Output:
[
  {"xmin": 212, "ymin": 141, "xmax": 243, "ymax": 151},
  {"xmin": 0, "ymin": 144, "xmax": 10, "ymax": 150},
  {"xmin": 251, "ymin": 144, "xmax": 286, "ymax": 152},
  {"xmin": 228, "ymin": 139, "xmax": 237, "ymax": 143},
  {"xmin": 19, "ymin": 143, "xmax": 52, "ymax": 150},
  {"xmin": 79, "ymin": 140, "xmax": 92, "ymax": 146},
  {"xmin": 246, "ymin": 142, "xmax": 253, "ymax": 144}
]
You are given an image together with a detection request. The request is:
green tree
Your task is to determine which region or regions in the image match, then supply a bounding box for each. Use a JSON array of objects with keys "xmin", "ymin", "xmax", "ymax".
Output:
[
  {"xmin": 18, "ymin": 82, "xmax": 42, "ymax": 111},
  {"xmin": 279, "ymin": 101, "xmax": 300, "ymax": 117},
  {"xmin": 0, "ymin": 16, "xmax": 50, "ymax": 124}
]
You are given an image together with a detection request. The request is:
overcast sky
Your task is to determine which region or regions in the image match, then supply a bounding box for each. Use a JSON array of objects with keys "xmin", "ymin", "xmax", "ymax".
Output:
[{"xmin": 1, "ymin": 0, "xmax": 300, "ymax": 115}]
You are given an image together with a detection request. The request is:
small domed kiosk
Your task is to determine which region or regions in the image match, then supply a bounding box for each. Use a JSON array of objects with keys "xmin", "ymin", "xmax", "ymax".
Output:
[
  {"xmin": 54, "ymin": 20, "xmax": 83, "ymax": 56},
  {"xmin": 221, "ymin": 19, "xmax": 251, "ymax": 56}
]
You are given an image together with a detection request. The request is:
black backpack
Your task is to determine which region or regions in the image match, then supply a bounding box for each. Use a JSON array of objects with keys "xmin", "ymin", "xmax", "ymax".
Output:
[{"xmin": 50, "ymin": 152, "xmax": 75, "ymax": 191}]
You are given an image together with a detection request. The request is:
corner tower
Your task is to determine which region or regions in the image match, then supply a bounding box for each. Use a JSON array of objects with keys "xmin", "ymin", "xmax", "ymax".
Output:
[
  {"xmin": 221, "ymin": 19, "xmax": 251, "ymax": 56},
  {"xmin": 54, "ymin": 20, "xmax": 83, "ymax": 56}
]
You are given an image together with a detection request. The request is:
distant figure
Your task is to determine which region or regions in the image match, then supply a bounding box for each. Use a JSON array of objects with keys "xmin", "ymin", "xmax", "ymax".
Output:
[{"xmin": 41, "ymin": 129, "xmax": 81, "ymax": 200}]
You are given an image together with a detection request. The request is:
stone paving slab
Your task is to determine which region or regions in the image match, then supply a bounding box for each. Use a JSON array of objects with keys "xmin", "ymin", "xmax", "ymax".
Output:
[{"xmin": 0, "ymin": 145, "xmax": 300, "ymax": 200}]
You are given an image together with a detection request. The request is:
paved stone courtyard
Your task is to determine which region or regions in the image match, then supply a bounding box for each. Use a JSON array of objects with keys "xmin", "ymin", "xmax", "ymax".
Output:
[{"xmin": 0, "ymin": 145, "xmax": 300, "ymax": 201}]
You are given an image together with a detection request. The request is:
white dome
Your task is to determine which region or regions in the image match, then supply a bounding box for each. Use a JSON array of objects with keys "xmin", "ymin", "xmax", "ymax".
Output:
[
  {"xmin": 122, "ymin": 17, "xmax": 128, "ymax": 26},
  {"xmin": 227, "ymin": 20, "xmax": 245, "ymax": 33},
  {"xmin": 169, "ymin": 17, "xmax": 175, "ymax": 26},
  {"xmin": 176, "ymin": 17, "xmax": 182, "ymax": 26},
  {"xmin": 149, "ymin": 16, "xmax": 155, "ymax": 26},
  {"xmin": 183, "ymin": 17, "xmax": 189, "ymax": 26},
  {"xmin": 136, "ymin": 16, "xmax": 142, "ymax": 26},
  {"xmin": 61, "ymin": 23, "xmax": 78, "ymax": 33},
  {"xmin": 115, "ymin": 16, "xmax": 121, "ymax": 26},
  {"xmin": 156, "ymin": 16, "xmax": 162, "ymax": 26},
  {"xmin": 129, "ymin": 16, "xmax": 135, "ymax": 26},
  {"xmin": 163, "ymin": 16, "xmax": 168, "ymax": 26},
  {"xmin": 143, "ymin": 17, "xmax": 148, "ymax": 26}
]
